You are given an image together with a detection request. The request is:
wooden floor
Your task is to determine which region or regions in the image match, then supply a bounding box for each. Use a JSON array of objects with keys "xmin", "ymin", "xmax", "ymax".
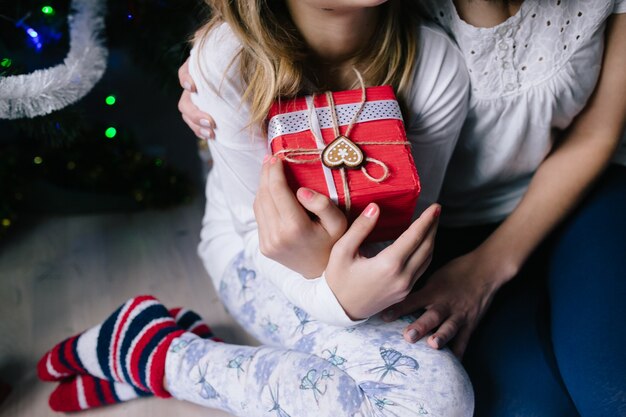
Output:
[{"xmin": 0, "ymin": 199, "xmax": 258, "ymax": 416}]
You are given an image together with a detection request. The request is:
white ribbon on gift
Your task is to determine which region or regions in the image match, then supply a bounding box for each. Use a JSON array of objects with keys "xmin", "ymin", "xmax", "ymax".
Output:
[
  {"xmin": 305, "ymin": 95, "xmax": 340, "ymax": 205},
  {"xmin": 267, "ymin": 99, "xmax": 403, "ymax": 142}
]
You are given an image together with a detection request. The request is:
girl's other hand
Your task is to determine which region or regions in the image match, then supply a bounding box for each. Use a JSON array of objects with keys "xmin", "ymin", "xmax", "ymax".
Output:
[
  {"xmin": 381, "ymin": 250, "xmax": 504, "ymax": 358},
  {"xmin": 254, "ymin": 156, "xmax": 348, "ymax": 278},
  {"xmin": 326, "ymin": 204, "xmax": 441, "ymax": 321},
  {"xmin": 177, "ymin": 58, "xmax": 216, "ymax": 141}
]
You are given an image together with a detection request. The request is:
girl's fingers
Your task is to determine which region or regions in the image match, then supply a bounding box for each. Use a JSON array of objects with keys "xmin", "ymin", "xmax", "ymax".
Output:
[
  {"xmin": 403, "ymin": 306, "xmax": 448, "ymax": 344},
  {"xmin": 254, "ymin": 156, "xmax": 280, "ymax": 233},
  {"xmin": 258, "ymin": 154, "xmax": 275, "ymax": 194},
  {"xmin": 267, "ymin": 158, "xmax": 309, "ymax": 224},
  {"xmin": 407, "ymin": 252, "xmax": 433, "ymax": 290},
  {"xmin": 296, "ymin": 188, "xmax": 347, "ymax": 238},
  {"xmin": 379, "ymin": 204, "xmax": 440, "ymax": 263},
  {"xmin": 334, "ymin": 203, "xmax": 380, "ymax": 257},
  {"xmin": 403, "ymin": 213, "xmax": 439, "ymax": 280}
]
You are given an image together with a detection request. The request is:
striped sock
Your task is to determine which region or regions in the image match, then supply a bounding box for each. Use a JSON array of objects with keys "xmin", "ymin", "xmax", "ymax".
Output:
[
  {"xmin": 46, "ymin": 307, "xmax": 219, "ymax": 412},
  {"xmin": 37, "ymin": 295, "xmax": 184, "ymax": 399},
  {"xmin": 48, "ymin": 374, "xmax": 152, "ymax": 412},
  {"xmin": 169, "ymin": 308, "xmax": 214, "ymax": 339}
]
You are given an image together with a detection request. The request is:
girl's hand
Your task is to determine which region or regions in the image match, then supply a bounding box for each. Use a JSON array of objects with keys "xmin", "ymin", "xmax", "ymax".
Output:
[
  {"xmin": 381, "ymin": 250, "xmax": 505, "ymax": 358},
  {"xmin": 326, "ymin": 204, "xmax": 441, "ymax": 320},
  {"xmin": 254, "ymin": 156, "xmax": 348, "ymax": 278},
  {"xmin": 177, "ymin": 58, "xmax": 216, "ymax": 141}
]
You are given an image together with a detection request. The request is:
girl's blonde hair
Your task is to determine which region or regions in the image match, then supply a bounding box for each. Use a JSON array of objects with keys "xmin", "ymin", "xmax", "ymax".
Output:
[{"xmin": 196, "ymin": 0, "xmax": 420, "ymax": 126}]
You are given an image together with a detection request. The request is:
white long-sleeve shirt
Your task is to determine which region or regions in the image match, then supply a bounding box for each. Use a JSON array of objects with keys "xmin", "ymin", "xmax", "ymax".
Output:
[{"xmin": 191, "ymin": 22, "xmax": 470, "ymax": 326}]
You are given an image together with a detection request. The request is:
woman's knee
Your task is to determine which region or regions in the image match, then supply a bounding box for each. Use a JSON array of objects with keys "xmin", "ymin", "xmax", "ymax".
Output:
[
  {"xmin": 429, "ymin": 349, "xmax": 475, "ymax": 417},
  {"xmin": 362, "ymin": 342, "xmax": 474, "ymax": 417}
]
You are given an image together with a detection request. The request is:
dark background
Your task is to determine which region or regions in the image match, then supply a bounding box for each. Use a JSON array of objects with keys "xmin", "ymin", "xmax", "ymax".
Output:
[{"xmin": 0, "ymin": 0, "xmax": 211, "ymax": 241}]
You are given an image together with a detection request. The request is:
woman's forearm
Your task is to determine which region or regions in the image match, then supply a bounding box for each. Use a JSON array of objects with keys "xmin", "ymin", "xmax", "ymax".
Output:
[{"xmin": 472, "ymin": 14, "xmax": 626, "ymax": 284}]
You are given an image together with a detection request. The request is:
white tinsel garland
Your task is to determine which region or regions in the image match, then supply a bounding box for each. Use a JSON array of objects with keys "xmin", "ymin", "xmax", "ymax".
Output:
[{"xmin": 0, "ymin": 0, "xmax": 108, "ymax": 120}]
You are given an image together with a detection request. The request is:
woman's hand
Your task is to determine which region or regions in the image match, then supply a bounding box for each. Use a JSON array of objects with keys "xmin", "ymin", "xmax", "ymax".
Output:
[
  {"xmin": 177, "ymin": 58, "xmax": 216, "ymax": 141},
  {"xmin": 381, "ymin": 249, "xmax": 507, "ymax": 358},
  {"xmin": 254, "ymin": 156, "xmax": 348, "ymax": 278},
  {"xmin": 382, "ymin": 13, "xmax": 626, "ymax": 359},
  {"xmin": 326, "ymin": 204, "xmax": 441, "ymax": 321}
]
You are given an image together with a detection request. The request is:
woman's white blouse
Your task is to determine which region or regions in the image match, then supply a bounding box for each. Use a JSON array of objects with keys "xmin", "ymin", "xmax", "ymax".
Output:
[
  {"xmin": 189, "ymin": 23, "xmax": 469, "ymax": 326},
  {"xmin": 419, "ymin": 0, "xmax": 626, "ymax": 226}
]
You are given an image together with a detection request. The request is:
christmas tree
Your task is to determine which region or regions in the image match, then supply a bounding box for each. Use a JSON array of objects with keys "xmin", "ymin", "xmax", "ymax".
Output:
[{"xmin": 0, "ymin": 0, "xmax": 209, "ymax": 239}]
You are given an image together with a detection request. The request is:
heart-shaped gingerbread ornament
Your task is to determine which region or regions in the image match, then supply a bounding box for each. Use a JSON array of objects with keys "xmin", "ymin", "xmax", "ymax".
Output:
[{"xmin": 321, "ymin": 135, "xmax": 365, "ymax": 169}]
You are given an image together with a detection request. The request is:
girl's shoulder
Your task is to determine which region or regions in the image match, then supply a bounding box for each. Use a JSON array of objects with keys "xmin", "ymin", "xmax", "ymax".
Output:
[
  {"xmin": 188, "ymin": 22, "xmax": 259, "ymax": 146},
  {"xmin": 188, "ymin": 21, "xmax": 251, "ymax": 125},
  {"xmin": 415, "ymin": 21, "xmax": 465, "ymax": 68},
  {"xmin": 195, "ymin": 22, "xmax": 241, "ymax": 55},
  {"xmin": 412, "ymin": 21, "xmax": 469, "ymax": 96},
  {"xmin": 416, "ymin": 20, "xmax": 461, "ymax": 53},
  {"xmin": 405, "ymin": 22, "xmax": 470, "ymax": 125},
  {"xmin": 190, "ymin": 22, "xmax": 243, "ymax": 86}
]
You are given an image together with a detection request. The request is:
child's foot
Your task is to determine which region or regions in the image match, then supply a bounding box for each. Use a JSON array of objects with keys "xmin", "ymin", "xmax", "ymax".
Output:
[
  {"xmin": 45, "ymin": 306, "xmax": 219, "ymax": 412},
  {"xmin": 38, "ymin": 295, "xmax": 185, "ymax": 398},
  {"xmin": 168, "ymin": 308, "xmax": 221, "ymax": 341}
]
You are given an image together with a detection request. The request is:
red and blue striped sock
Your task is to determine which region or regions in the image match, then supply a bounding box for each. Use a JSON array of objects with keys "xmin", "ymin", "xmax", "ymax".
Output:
[
  {"xmin": 168, "ymin": 307, "xmax": 221, "ymax": 341},
  {"xmin": 48, "ymin": 374, "xmax": 152, "ymax": 412},
  {"xmin": 37, "ymin": 295, "xmax": 185, "ymax": 399},
  {"xmin": 45, "ymin": 306, "xmax": 219, "ymax": 412}
]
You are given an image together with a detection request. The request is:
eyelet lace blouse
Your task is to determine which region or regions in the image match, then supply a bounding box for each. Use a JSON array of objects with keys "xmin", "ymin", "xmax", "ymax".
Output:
[{"xmin": 419, "ymin": 0, "xmax": 626, "ymax": 226}]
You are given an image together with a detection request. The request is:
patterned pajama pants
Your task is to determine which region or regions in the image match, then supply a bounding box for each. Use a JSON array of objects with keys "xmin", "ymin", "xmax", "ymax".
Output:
[{"xmin": 165, "ymin": 252, "xmax": 474, "ymax": 417}]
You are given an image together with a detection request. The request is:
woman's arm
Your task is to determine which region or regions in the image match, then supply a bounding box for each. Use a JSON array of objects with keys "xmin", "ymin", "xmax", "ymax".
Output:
[
  {"xmin": 384, "ymin": 14, "xmax": 626, "ymax": 357},
  {"xmin": 473, "ymin": 13, "xmax": 626, "ymax": 288}
]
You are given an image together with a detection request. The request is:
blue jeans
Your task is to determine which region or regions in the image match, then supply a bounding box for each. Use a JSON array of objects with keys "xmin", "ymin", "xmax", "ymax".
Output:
[{"xmin": 432, "ymin": 164, "xmax": 626, "ymax": 417}]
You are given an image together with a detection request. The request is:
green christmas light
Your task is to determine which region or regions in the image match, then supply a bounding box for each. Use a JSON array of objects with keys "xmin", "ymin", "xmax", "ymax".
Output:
[
  {"xmin": 0, "ymin": 58, "xmax": 11, "ymax": 68},
  {"xmin": 1, "ymin": 219, "xmax": 11, "ymax": 228},
  {"xmin": 105, "ymin": 127, "xmax": 117, "ymax": 138},
  {"xmin": 155, "ymin": 158, "xmax": 164, "ymax": 167},
  {"xmin": 41, "ymin": 6, "xmax": 55, "ymax": 15},
  {"xmin": 34, "ymin": 156, "xmax": 43, "ymax": 165},
  {"xmin": 105, "ymin": 95, "xmax": 116, "ymax": 106}
]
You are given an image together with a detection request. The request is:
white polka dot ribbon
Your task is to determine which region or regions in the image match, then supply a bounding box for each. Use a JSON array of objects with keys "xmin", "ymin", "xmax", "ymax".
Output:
[{"xmin": 267, "ymin": 99, "xmax": 403, "ymax": 142}]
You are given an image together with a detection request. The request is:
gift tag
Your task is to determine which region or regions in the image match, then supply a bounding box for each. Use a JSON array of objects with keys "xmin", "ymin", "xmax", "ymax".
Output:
[{"xmin": 322, "ymin": 135, "xmax": 365, "ymax": 169}]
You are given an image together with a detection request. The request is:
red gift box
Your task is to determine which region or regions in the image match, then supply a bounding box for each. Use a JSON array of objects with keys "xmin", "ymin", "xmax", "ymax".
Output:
[{"xmin": 267, "ymin": 86, "xmax": 420, "ymax": 242}]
